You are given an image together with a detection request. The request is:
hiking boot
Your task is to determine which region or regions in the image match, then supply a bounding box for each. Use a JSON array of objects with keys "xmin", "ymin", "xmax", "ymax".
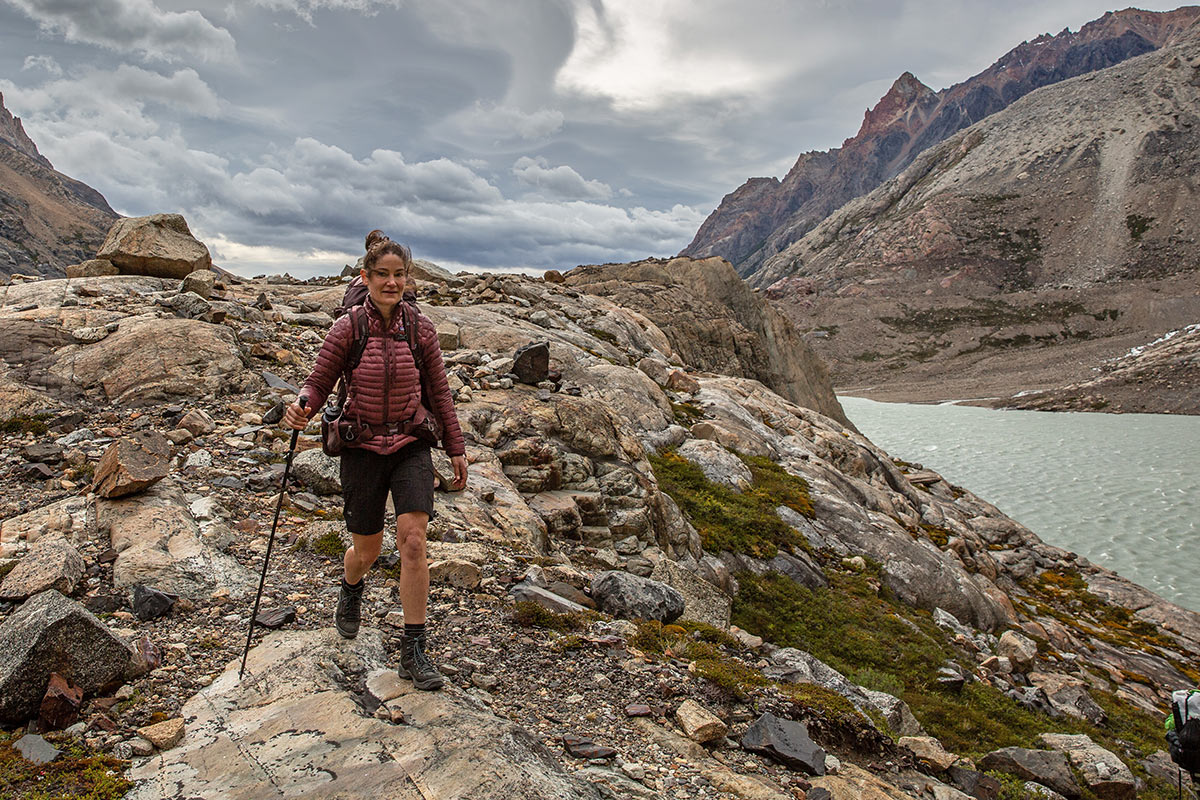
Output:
[
  {"xmin": 399, "ymin": 631, "xmax": 444, "ymax": 690},
  {"xmin": 335, "ymin": 578, "xmax": 364, "ymax": 639}
]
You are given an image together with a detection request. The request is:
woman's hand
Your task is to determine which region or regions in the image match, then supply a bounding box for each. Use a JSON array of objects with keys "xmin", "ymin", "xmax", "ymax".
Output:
[
  {"xmin": 450, "ymin": 455, "xmax": 468, "ymax": 491},
  {"xmin": 283, "ymin": 399, "xmax": 313, "ymax": 431}
]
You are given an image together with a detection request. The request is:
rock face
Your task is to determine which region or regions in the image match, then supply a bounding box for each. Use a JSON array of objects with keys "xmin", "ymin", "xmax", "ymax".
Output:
[
  {"xmin": 96, "ymin": 214, "xmax": 213, "ymax": 279},
  {"xmin": 0, "ymin": 92, "xmax": 119, "ymax": 279},
  {"xmin": 564, "ymin": 256, "xmax": 849, "ymax": 427},
  {"xmin": 126, "ymin": 628, "xmax": 602, "ymax": 799},
  {"xmin": 0, "ymin": 590, "xmax": 135, "ymax": 723},
  {"xmin": 682, "ymin": 7, "xmax": 1199, "ymax": 281}
]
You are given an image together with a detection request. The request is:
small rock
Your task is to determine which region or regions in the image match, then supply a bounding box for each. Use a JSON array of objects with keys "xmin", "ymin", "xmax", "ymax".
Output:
[
  {"xmin": 429, "ymin": 559, "xmax": 482, "ymax": 590},
  {"xmin": 181, "ymin": 269, "xmax": 216, "ymax": 299},
  {"xmin": 513, "ymin": 341, "xmax": 550, "ymax": 385},
  {"xmin": 899, "ymin": 735, "xmax": 959, "ymax": 772},
  {"xmin": 38, "ymin": 672, "xmax": 84, "ymax": 731},
  {"xmin": 178, "ymin": 409, "xmax": 216, "ymax": 437},
  {"xmin": 255, "ymin": 606, "xmax": 296, "ymax": 629},
  {"xmin": 675, "ymin": 698, "xmax": 728, "ymax": 744},
  {"xmin": 93, "ymin": 430, "xmax": 172, "ymax": 498},
  {"xmin": 131, "ymin": 584, "xmax": 177, "ymax": 621},
  {"xmin": 741, "ymin": 712, "xmax": 826, "ymax": 775},
  {"xmin": 563, "ymin": 735, "xmax": 617, "ymax": 759},
  {"xmin": 137, "ymin": 717, "xmax": 185, "ymax": 750},
  {"xmin": 13, "ymin": 733, "xmax": 60, "ymax": 765}
]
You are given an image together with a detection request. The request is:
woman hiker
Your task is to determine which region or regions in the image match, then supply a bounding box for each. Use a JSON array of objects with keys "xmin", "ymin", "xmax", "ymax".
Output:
[{"xmin": 283, "ymin": 230, "xmax": 468, "ymax": 691}]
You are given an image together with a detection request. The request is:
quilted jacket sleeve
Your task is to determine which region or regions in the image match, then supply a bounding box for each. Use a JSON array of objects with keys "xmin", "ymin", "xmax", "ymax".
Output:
[
  {"xmin": 300, "ymin": 314, "xmax": 352, "ymax": 412},
  {"xmin": 418, "ymin": 313, "xmax": 466, "ymax": 457}
]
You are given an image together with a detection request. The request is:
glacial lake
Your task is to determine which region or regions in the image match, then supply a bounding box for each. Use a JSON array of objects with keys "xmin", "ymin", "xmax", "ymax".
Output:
[{"xmin": 839, "ymin": 397, "xmax": 1200, "ymax": 613}]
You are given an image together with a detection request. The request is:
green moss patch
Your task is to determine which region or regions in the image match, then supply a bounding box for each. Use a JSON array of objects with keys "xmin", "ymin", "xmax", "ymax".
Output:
[
  {"xmin": 511, "ymin": 601, "xmax": 599, "ymax": 632},
  {"xmin": 0, "ymin": 413, "xmax": 52, "ymax": 436},
  {"xmin": 310, "ymin": 530, "xmax": 345, "ymax": 559},
  {"xmin": 0, "ymin": 731, "xmax": 131, "ymax": 800},
  {"xmin": 649, "ymin": 450, "xmax": 812, "ymax": 559},
  {"xmin": 1126, "ymin": 214, "xmax": 1154, "ymax": 241}
]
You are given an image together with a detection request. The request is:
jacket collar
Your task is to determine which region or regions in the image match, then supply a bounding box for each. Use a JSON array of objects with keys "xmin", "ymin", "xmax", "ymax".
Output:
[{"xmin": 364, "ymin": 298, "xmax": 405, "ymax": 334}]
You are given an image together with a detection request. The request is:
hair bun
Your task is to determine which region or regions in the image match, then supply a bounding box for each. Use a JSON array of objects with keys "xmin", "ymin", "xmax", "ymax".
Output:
[{"xmin": 365, "ymin": 229, "xmax": 388, "ymax": 251}]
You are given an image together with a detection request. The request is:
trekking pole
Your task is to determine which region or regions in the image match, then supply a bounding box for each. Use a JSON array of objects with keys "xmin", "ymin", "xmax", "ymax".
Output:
[{"xmin": 240, "ymin": 397, "xmax": 305, "ymax": 679}]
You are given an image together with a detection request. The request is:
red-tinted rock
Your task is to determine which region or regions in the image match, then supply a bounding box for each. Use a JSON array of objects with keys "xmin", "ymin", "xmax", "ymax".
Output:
[{"xmin": 38, "ymin": 673, "xmax": 83, "ymax": 731}]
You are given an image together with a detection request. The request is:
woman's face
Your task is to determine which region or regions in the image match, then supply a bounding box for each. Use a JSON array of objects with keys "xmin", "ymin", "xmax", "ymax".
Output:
[{"xmin": 363, "ymin": 252, "xmax": 407, "ymax": 315}]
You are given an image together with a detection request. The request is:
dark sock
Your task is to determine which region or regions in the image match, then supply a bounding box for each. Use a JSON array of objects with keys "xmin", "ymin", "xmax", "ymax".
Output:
[
  {"xmin": 342, "ymin": 576, "xmax": 363, "ymax": 590},
  {"xmin": 405, "ymin": 622, "xmax": 426, "ymax": 637}
]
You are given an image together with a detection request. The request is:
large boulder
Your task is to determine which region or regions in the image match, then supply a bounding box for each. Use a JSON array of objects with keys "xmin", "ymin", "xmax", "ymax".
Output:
[
  {"xmin": 292, "ymin": 448, "xmax": 342, "ymax": 495},
  {"xmin": 591, "ymin": 571, "xmax": 684, "ymax": 623},
  {"xmin": 96, "ymin": 214, "xmax": 212, "ymax": 279},
  {"xmin": 649, "ymin": 558, "xmax": 731, "ymax": 629},
  {"xmin": 0, "ymin": 590, "xmax": 135, "ymax": 723},
  {"xmin": 1038, "ymin": 734, "xmax": 1135, "ymax": 800},
  {"xmin": 126, "ymin": 628, "xmax": 603, "ymax": 799},
  {"xmin": 0, "ymin": 540, "xmax": 84, "ymax": 601},
  {"xmin": 979, "ymin": 747, "xmax": 1081, "ymax": 799}
]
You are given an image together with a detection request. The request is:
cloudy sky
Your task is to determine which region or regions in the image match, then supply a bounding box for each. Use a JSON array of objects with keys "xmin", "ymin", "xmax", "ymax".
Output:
[{"xmin": 0, "ymin": 0, "xmax": 1183, "ymax": 277}]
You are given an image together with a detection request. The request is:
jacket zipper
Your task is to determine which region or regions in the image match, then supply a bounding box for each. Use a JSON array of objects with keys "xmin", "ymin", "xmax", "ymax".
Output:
[{"xmin": 383, "ymin": 324, "xmax": 392, "ymax": 431}]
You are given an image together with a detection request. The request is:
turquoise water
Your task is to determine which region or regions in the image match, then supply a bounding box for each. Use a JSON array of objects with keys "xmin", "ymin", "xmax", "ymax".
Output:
[{"xmin": 840, "ymin": 397, "xmax": 1200, "ymax": 613}]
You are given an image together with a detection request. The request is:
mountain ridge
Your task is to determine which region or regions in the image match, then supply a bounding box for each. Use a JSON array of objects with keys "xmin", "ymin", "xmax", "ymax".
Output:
[
  {"xmin": 0, "ymin": 92, "xmax": 119, "ymax": 279},
  {"xmin": 681, "ymin": 6, "xmax": 1200, "ymax": 283}
]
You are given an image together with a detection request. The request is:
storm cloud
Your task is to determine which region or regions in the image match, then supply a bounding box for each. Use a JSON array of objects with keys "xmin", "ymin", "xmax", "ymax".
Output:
[{"xmin": 0, "ymin": 0, "xmax": 1181, "ymax": 276}]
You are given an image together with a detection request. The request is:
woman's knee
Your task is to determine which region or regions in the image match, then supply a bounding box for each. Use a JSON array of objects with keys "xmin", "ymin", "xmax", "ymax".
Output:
[
  {"xmin": 351, "ymin": 533, "xmax": 383, "ymax": 566},
  {"xmin": 395, "ymin": 513, "xmax": 428, "ymax": 559}
]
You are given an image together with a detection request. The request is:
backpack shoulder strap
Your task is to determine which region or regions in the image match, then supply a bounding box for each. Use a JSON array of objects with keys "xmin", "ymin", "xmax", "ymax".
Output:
[
  {"xmin": 402, "ymin": 299, "xmax": 424, "ymax": 369},
  {"xmin": 346, "ymin": 305, "xmax": 371, "ymax": 373}
]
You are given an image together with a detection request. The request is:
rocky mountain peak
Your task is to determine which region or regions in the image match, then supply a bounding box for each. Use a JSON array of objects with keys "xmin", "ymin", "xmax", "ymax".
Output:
[
  {"xmin": 0, "ymin": 91, "xmax": 50, "ymax": 169},
  {"xmin": 853, "ymin": 71, "xmax": 936, "ymax": 140},
  {"xmin": 0, "ymin": 93, "xmax": 118, "ymax": 278},
  {"xmin": 681, "ymin": 6, "xmax": 1200, "ymax": 280}
]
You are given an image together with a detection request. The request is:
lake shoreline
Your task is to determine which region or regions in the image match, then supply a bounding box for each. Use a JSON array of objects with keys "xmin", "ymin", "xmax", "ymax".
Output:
[{"xmin": 840, "ymin": 396, "xmax": 1200, "ymax": 613}]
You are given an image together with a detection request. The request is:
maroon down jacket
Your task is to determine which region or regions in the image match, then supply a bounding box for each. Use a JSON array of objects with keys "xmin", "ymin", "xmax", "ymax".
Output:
[{"xmin": 300, "ymin": 301, "xmax": 466, "ymax": 457}]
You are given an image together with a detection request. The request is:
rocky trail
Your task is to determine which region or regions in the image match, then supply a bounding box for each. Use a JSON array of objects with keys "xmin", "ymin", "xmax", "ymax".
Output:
[{"xmin": 1, "ymin": 217, "xmax": 1199, "ymax": 799}]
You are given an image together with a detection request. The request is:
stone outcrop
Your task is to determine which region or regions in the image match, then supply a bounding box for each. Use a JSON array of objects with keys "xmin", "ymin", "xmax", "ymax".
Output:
[
  {"xmin": 96, "ymin": 214, "xmax": 213, "ymax": 279},
  {"xmin": 127, "ymin": 628, "xmax": 603, "ymax": 799},
  {"xmin": 564, "ymin": 256, "xmax": 849, "ymax": 426},
  {"xmin": 682, "ymin": 8, "xmax": 1200, "ymax": 281},
  {"xmin": 2, "ymin": 265, "xmax": 1198, "ymax": 798},
  {"xmin": 96, "ymin": 479, "xmax": 255, "ymax": 600}
]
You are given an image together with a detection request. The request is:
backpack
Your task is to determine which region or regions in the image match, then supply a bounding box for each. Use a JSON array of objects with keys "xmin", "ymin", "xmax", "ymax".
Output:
[
  {"xmin": 319, "ymin": 288, "xmax": 443, "ymax": 455},
  {"xmin": 1166, "ymin": 689, "xmax": 1200, "ymax": 778}
]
